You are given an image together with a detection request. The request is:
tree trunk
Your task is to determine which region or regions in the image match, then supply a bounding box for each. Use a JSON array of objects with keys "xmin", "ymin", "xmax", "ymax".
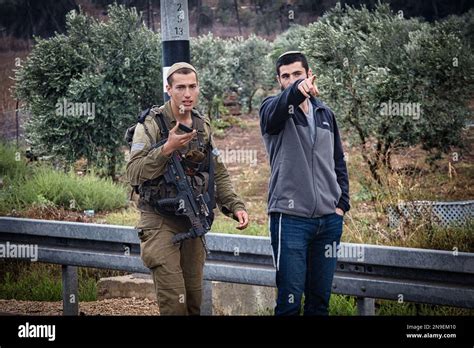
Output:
[
  {"xmin": 348, "ymin": 114, "xmax": 382, "ymax": 184},
  {"xmin": 147, "ymin": 0, "xmax": 152, "ymax": 30},
  {"xmin": 196, "ymin": 0, "xmax": 202, "ymax": 35},
  {"xmin": 208, "ymin": 101, "xmax": 214, "ymax": 120},
  {"xmin": 257, "ymin": 0, "xmax": 270, "ymax": 36},
  {"xmin": 109, "ymin": 153, "xmax": 116, "ymax": 181},
  {"xmin": 248, "ymin": 89, "xmax": 257, "ymax": 114},
  {"xmin": 234, "ymin": 0, "xmax": 242, "ymax": 36}
]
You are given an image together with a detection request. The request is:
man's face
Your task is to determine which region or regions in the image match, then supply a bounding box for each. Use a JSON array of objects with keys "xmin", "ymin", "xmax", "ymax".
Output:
[
  {"xmin": 277, "ymin": 61, "xmax": 310, "ymax": 91},
  {"xmin": 166, "ymin": 72, "xmax": 199, "ymax": 113}
]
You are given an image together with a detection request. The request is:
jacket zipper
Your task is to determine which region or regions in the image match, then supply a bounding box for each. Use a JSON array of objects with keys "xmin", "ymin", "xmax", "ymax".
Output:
[{"xmin": 311, "ymin": 105, "xmax": 320, "ymax": 217}]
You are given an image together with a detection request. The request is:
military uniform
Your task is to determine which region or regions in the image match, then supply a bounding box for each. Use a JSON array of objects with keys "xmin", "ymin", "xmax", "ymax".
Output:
[{"xmin": 126, "ymin": 100, "xmax": 246, "ymax": 315}]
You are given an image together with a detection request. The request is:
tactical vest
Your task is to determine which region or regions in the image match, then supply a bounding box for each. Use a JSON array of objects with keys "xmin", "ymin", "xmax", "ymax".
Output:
[{"xmin": 136, "ymin": 106, "xmax": 216, "ymax": 222}]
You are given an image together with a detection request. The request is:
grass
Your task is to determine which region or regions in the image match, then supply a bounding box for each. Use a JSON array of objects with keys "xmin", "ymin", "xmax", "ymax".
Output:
[
  {"xmin": 375, "ymin": 299, "xmax": 473, "ymax": 316},
  {"xmin": 0, "ymin": 142, "xmax": 30, "ymax": 181},
  {"xmin": 255, "ymin": 294, "xmax": 473, "ymax": 316},
  {"xmin": 0, "ymin": 261, "xmax": 129, "ymax": 302},
  {"xmin": 0, "ymin": 268, "xmax": 63, "ymax": 301},
  {"xmin": 0, "ymin": 142, "xmax": 128, "ymax": 214},
  {"xmin": 211, "ymin": 115, "xmax": 245, "ymax": 138},
  {"xmin": 211, "ymin": 214, "xmax": 267, "ymax": 236},
  {"xmin": 104, "ymin": 207, "xmax": 139, "ymax": 226},
  {"xmin": 341, "ymin": 151, "xmax": 474, "ymax": 252},
  {"xmin": 0, "ymin": 262, "xmax": 98, "ymax": 302},
  {"xmin": 329, "ymin": 294, "xmax": 358, "ymax": 315},
  {"xmin": 22, "ymin": 167, "xmax": 128, "ymax": 211}
]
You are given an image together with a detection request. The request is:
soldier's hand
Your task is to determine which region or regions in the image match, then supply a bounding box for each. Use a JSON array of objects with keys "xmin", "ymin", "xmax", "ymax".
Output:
[
  {"xmin": 297, "ymin": 73, "xmax": 319, "ymax": 98},
  {"xmin": 235, "ymin": 210, "xmax": 249, "ymax": 230},
  {"xmin": 162, "ymin": 122, "xmax": 196, "ymax": 156}
]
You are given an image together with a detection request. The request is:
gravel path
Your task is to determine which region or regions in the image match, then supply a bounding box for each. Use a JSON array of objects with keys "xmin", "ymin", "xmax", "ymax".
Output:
[{"xmin": 0, "ymin": 297, "xmax": 160, "ymax": 316}]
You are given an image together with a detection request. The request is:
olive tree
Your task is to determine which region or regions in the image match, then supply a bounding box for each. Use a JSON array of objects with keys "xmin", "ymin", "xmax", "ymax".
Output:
[
  {"xmin": 14, "ymin": 4, "xmax": 163, "ymax": 178},
  {"xmin": 302, "ymin": 3, "xmax": 474, "ymax": 182}
]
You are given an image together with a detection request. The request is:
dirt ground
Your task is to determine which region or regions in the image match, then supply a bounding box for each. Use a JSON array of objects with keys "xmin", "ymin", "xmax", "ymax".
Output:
[
  {"xmin": 212, "ymin": 113, "xmax": 268, "ymax": 174},
  {"xmin": 0, "ymin": 297, "xmax": 160, "ymax": 316}
]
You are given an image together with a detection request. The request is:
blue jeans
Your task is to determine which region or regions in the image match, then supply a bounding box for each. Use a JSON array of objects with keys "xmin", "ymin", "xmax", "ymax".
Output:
[{"xmin": 269, "ymin": 212, "xmax": 344, "ymax": 316}]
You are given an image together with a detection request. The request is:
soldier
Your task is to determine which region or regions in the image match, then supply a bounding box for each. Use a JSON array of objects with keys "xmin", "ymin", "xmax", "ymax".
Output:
[{"xmin": 126, "ymin": 62, "xmax": 249, "ymax": 315}]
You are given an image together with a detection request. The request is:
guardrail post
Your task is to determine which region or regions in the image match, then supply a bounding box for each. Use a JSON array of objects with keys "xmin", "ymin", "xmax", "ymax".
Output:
[
  {"xmin": 62, "ymin": 265, "xmax": 79, "ymax": 316},
  {"xmin": 356, "ymin": 297, "xmax": 375, "ymax": 315},
  {"xmin": 201, "ymin": 280, "xmax": 213, "ymax": 315}
]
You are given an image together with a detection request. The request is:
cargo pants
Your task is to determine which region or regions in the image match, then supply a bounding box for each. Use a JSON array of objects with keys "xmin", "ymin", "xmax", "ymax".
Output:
[{"xmin": 137, "ymin": 211, "xmax": 206, "ymax": 315}]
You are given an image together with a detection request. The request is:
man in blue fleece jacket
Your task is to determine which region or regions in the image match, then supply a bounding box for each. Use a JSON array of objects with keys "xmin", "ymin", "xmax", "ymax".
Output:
[{"xmin": 259, "ymin": 51, "xmax": 350, "ymax": 315}]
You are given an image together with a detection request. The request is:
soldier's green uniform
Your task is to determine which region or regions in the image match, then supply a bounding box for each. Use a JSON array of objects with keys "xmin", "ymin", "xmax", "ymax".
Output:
[{"xmin": 126, "ymin": 100, "xmax": 246, "ymax": 315}]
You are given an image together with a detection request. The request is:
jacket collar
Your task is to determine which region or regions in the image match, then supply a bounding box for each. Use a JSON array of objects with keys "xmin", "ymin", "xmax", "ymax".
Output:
[{"xmin": 308, "ymin": 96, "xmax": 329, "ymax": 111}]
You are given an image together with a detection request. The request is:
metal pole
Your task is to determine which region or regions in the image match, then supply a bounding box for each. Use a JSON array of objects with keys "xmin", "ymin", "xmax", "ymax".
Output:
[
  {"xmin": 356, "ymin": 297, "xmax": 375, "ymax": 315},
  {"xmin": 161, "ymin": 0, "xmax": 190, "ymax": 101},
  {"xmin": 201, "ymin": 280, "xmax": 213, "ymax": 315},
  {"xmin": 62, "ymin": 265, "xmax": 79, "ymax": 316}
]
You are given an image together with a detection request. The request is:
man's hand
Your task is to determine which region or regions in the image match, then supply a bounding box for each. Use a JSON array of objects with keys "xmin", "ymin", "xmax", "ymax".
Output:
[
  {"xmin": 297, "ymin": 72, "xmax": 319, "ymax": 98},
  {"xmin": 335, "ymin": 207, "xmax": 345, "ymax": 216},
  {"xmin": 235, "ymin": 210, "xmax": 249, "ymax": 230},
  {"xmin": 162, "ymin": 122, "xmax": 196, "ymax": 156}
]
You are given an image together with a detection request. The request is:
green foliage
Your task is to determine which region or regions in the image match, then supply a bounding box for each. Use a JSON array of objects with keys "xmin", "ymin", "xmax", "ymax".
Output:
[
  {"xmin": 228, "ymin": 35, "xmax": 273, "ymax": 113},
  {"xmin": 0, "ymin": 268, "xmax": 62, "ymax": 301},
  {"xmin": 376, "ymin": 299, "xmax": 473, "ymax": 316},
  {"xmin": 14, "ymin": 4, "xmax": 163, "ymax": 177},
  {"xmin": 0, "ymin": 142, "xmax": 29, "ymax": 182},
  {"xmin": 270, "ymin": 24, "xmax": 308, "ymax": 63},
  {"xmin": 191, "ymin": 33, "xmax": 276, "ymax": 117},
  {"xmin": 104, "ymin": 207, "xmax": 139, "ymax": 226},
  {"xmin": 0, "ymin": 262, "xmax": 97, "ymax": 302},
  {"xmin": 191, "ymin": 33, "xmax": 232, "ymax": 118},
  {"xmin": 24, "ymin": 167, "xmax": 127, "ymax": 211},
  {"xmin": 0, "ymin": 164, "xmax": 127, "ymax": 214},
  {"xmin": 215, "ymin": 0, "xmax": 235, "ymax": 25},
  {"xmin": 210, "ymin": 216, "xmax": 267, "ymax": 236},
  {"xmin": 301, "ymin": 3, "xmax": 474, "ymax": 182},
  {"xmin": 329, "ymin": 294, "xmax": 357, "ymax": 315}
]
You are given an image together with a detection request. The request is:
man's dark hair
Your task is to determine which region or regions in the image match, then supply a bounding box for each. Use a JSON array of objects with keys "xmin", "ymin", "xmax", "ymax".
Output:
[
  {"xmin": 276, "ymin": 51, "xmax": 309, "ymax": 76},
  {"xmin": 167, "ymin": 68, "xmax": 198, "ymax": 86}
]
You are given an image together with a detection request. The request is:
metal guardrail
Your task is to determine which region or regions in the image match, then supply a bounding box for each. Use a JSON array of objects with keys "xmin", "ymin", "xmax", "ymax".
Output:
[{"xmin": 0, "ymin": 217, "xmax": 473, "ymax": 315}]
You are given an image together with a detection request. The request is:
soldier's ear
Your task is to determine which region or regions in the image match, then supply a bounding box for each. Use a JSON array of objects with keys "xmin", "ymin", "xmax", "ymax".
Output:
[{"xmin": 166, "ymin": 84, "xmax": 172, "ymax": 98}]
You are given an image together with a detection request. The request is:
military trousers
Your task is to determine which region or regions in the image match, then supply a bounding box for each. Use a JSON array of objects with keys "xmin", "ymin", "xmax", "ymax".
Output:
[{"xmin": 137, "ymin": 211, "xmax": 206, "ymax": 315}]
